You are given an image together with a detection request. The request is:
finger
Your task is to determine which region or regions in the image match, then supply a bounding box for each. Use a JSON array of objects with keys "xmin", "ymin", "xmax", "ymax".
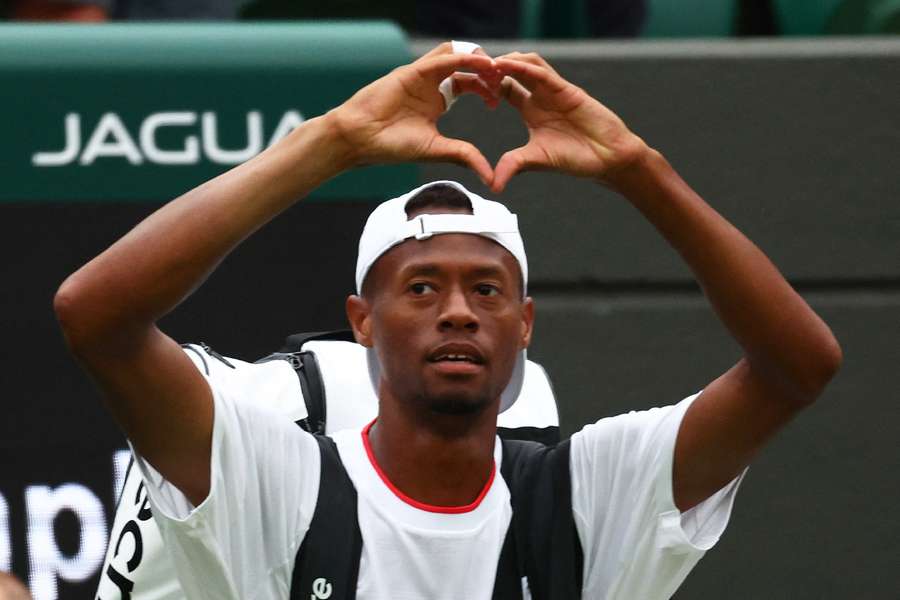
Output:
[
  {"xmin": 491, "ymin": 144, "xmax": 547, "ymax": 193},
  {"xmin": 420, "ymin": 41, "xmax": 456, "ymax": 59},
  {"xmin": 500, "ymin": 76, "xmax": 530, "ymax": 111},
  {"xmin": 414, "ymin": 53, "xmax": 498, "ymax": 85},
  {"xmin": 494, "ymin": 58, "xmax": 567, "ymax": 95},
  {"xmin": 453, "ymin": 73, "xmax": 501, "ymax": 108},
  {"xmin": 426, "ymin": 135, "xmax": 494, "ymax": 185},
  {"xmin": 495, "ymin": 51, "xmax": 558, "ymax": 75},
  {"xmin": 420, "ymin": 40, "xmax": 489, "ymax": 60}
]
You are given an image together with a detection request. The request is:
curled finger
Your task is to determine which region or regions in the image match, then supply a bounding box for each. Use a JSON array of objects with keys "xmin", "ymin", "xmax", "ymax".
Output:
[
  {"xmin": 500, "ymin": 76, "xmax": 530, "ymax": 111},
  {"xmin": 494, "ymin": 58, "xmax": 567, "ymax": 94},
  {"xmin": 491, "ymin": 144, "xmax": 547, "ymax": 193},
  {"xmin": 496, "ymin": 51, "xmax": 559, "ymax": 74},
  {"xmin": 426, "ymin": 135, "xmax": 494, "ymax": 185},
  {"xmin": 449, "ymin": 73, "xmax": 501, "ymax": 109}
]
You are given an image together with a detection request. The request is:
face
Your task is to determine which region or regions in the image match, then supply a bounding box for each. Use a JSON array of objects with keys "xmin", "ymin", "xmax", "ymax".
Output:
[{"xmin": 348, "ymin": 233, "xmax": 533, "ymax": 416}]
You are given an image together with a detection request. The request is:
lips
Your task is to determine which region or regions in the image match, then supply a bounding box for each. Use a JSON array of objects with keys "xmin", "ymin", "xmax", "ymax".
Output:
[{"xmin": 427, "ymin": 342, "xmax": 486, "ymax": 365}]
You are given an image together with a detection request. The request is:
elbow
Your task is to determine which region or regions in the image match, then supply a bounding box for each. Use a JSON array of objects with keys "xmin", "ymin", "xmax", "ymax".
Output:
[
  {"xmin": 54, "ymin": 276, "xmax": 91, "ymax": 350},
  {"xmin": 817, "ymin": 334, "xmax": 843, "ymax": 387},
  {"xmin": 55, "ymin": 274, "xmax": 152, "ymax": 356},
  {"xmin": 54, "ymin": 274, "xmax": 115, "ymax": 353},
  {"xmin": 793, "ymin": 334, "xmax": 843, "ymax": 406}
]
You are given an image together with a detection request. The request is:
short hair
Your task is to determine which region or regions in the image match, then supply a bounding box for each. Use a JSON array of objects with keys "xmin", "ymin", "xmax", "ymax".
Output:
[
  {"xmin": 403, "ymin": 183, "xmax": 473, "ymax": 219},
  {"xmin": 362, "ymin": 185, "xmax": 474, "ymax": 297}
]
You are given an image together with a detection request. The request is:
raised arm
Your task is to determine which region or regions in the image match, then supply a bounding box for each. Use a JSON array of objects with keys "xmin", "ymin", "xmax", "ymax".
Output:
[
  {"xmin": 54, "ymin": 45, "xmax": 500, "ymax": 505},
  {"xmin": 491, "ymin": 52, "xmax": 842, "ymax": 511}
]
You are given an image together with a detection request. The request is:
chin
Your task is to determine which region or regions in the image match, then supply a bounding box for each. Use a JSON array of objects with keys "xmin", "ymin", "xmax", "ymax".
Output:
[{"xmin": 426, "ymin": 392, "xmax": 492, "ymax": 416}]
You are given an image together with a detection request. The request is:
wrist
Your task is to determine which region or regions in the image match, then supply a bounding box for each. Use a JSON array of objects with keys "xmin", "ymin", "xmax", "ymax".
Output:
[
  {"xmin": 603, "ymin": 138, "xmax": 664, "ymax": 194},
  {"xmin": 319, "ymin": 108, "xmax": 365, "ymax": 170}
]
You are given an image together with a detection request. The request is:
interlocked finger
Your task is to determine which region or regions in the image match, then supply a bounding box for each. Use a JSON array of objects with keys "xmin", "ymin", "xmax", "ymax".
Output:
[
  {"xmin": 494, "ymin": 58, "xmax": 567, "ymax": 95},
  {"xmin": 451, "ymin": 73, "xmax": 501, "ymax": 108},
  {"xmin": 496, "ymin": 51, "xmax": 559, "ymax": 75},
  {"xmin": 413, "ymin": 52, "xmax": 496, "ymax": 87},
  {"xmin": 500, "ymin": 76, "xmax": 531, "ymax": 111}
]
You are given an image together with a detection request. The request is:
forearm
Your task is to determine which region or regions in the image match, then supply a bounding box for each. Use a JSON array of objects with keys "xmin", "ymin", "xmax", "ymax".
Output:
[
  {"xmin": 55, "ymin": 113, "xmax": 353, "ymax": 349},
  {"xmin": 610, "ymin": 146, "xmax": 842, "ymax": 401}
]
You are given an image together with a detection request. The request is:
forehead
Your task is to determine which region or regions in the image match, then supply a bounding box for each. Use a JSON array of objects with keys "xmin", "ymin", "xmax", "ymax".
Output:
[{"xmin": 367, "ymin": 233, "xmax": 522, "ymax": 289}]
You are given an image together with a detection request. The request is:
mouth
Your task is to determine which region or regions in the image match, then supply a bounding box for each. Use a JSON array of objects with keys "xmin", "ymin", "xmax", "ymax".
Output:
[
  {"xmin": 427, "ymin": 343, "xmax": 486, "ymax": 374},
  {"xmin": 427, "ymin": 343, "xmax": 485, "ymax": 365}
]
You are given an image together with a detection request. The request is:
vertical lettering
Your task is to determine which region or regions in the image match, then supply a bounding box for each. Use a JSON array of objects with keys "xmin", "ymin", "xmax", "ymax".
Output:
[{"xmin": 101, "ymin": 563, "xmax": 134, "ymax": 600}]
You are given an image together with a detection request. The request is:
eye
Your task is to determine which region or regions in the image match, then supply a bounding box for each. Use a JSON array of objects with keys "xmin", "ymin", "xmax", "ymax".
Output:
[
  {"xmin": 409, "ymin": 282, "xmax": 435, "ymax": 295},
  {"xmin": 476, "ymin": 283, "xmax": 500, "ymax": 297}
]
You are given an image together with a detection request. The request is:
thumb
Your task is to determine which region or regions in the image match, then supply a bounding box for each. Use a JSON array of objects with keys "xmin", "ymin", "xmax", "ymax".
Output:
[
  {"xmin": 491, "ymin": 144, "xmax": 546, "ymax": 193},
  {"xmin": 425, "ymin": 135, "xmax": 494, "ymax": 185}
]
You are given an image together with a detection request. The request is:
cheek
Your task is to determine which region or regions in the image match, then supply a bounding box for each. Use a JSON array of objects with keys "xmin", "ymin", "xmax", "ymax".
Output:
[{"xmin": 372, "ymin": 302, "xmax": 430, "ymax": 355}]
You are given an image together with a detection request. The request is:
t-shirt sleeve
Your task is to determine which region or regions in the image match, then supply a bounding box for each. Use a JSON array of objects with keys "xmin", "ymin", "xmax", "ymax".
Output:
[
  {"xmin": 131, "ymin": 351, "xmax": 321, "ymax": 600},
  {"xmin": 570, "ymin": 393, "xmax": 745, "ymax": 600}
]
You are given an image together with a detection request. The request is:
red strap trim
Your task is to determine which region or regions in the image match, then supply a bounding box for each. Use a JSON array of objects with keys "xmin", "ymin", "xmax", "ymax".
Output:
[{"xmin": 361, "ymin": 420, "xmax": 496, "ymax": 514}]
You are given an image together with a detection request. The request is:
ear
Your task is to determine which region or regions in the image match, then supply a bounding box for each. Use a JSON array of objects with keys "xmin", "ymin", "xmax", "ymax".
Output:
[
  {"xmin": 346, "ymin": 294, "xmax": 374, "ymax": 348},
  {"xmin": 520, "ymin": 296, "xmax": 535, "ymax": 349}
]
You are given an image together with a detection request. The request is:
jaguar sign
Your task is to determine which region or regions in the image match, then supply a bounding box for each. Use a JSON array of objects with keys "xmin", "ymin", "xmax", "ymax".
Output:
[{"xmin": 32, "ymin": 111, "xmax": 306, "ymax": 167}]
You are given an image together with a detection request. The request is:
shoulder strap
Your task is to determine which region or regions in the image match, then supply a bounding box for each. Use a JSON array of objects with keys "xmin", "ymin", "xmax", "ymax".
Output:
[
  {"xmin": 493, "ymin": 439, "xmax": 583, "ymax": 600},
  {"xmin": 279, "ymin": 330, "xmax": 357, "ymax": 352},
  {"xmin": 255, "ymin": 331, "xmax": 355, "ymax": 434},
  {"xmin": 498, "ymin": 425, "xmax": 560, "ymax": 446},
  {"xmin": 291, "ymin": 435, "xmax": 361, "ymax": 600}
]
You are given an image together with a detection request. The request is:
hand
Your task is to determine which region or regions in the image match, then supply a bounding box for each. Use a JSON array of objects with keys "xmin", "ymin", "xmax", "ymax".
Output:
[
  {"xmin": 490, "ymin": 52, "xmax": 648, "ymax": 192},
  {"xmin": 327, "ymin": 43, "xmax": 502, "ymax": 185}
]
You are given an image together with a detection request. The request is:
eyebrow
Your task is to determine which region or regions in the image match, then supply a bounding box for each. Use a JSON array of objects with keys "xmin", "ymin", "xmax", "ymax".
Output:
[{"xmin": 400, "ymin": 262, "xmax": 509, "ymax": 280}]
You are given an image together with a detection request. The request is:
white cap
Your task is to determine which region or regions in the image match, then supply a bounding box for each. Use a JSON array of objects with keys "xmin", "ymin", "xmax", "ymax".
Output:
[{"xmin": 355, "ymin": 180, "xmax": 528, "ymax": 412}]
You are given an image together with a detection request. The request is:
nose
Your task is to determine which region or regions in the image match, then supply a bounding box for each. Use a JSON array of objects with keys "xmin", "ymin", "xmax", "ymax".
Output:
[{"xmin": 438, "ymin": 286, "xmax": 479, "ymax": 333}]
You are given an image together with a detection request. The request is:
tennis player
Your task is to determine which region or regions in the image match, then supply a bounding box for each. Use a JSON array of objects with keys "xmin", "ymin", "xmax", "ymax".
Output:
[{"xmin": 56, "ymin": 43, "xmax": 841, "ymax": 599}]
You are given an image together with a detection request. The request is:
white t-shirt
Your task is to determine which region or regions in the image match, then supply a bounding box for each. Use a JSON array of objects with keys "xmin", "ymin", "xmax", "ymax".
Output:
[{"xmin": 133, "ymin": 360, "xmax": 744, "ymax": 600}]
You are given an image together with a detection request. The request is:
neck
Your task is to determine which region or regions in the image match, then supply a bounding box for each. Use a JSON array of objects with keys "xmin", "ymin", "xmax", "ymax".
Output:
[{"xmin": 368, "ymin": 389, "xmax": 499, "ymax": 508}]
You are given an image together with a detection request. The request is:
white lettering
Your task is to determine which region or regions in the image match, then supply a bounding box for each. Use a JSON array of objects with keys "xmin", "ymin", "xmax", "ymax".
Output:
[
  {"xmin": 311, "ymin": 577, "xmax": 332, "ymax": 599},
  {"xmin": 79, "ymin": 113, "xmax": 143, "ymax": 165},
  {"xmin": 32, "ymin": 113, "xmax": 81, "ymax": 167},
  {"xmin": 268, "ymin": 110, "xmax": 305, "ymax": 146},
  {"xmin": 0, "ymin": 492, "xmax": 10, "ymax": 572},
  {"xmin": 139, "ymin": 112, "xmax": 199, "ymax": 165},
  {"xmin": 26, "ymin": 484, "xmax": 107, "ymax": 600},
  {"xmin": 113, "ymin": 449, "xmax": 131, "ymax": 503},
  {"xmin": 34, "ymin": 110, "xmax": 304, "ymax": 167},
  {"xmin": 202, "ymin": 110, "xmax": 263, "ymax": 164}
]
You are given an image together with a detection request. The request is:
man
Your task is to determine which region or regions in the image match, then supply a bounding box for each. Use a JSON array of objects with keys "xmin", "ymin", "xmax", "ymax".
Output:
[{"xmin": 55, "ymin": 43, "xmax": 841, "ymax": 598}]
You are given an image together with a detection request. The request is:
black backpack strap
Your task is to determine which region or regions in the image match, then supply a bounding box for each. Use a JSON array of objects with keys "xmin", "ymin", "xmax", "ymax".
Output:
[
  {"xmin": 278, "ymin": 330, "xmax": 357, "ymax": 352},
  {"xmin": 256, "ymin": 330, "xmax": 357, "ymax": 435},
  {"xmin": 291, "ymin": 435, "xmax": 361, "ymax": 600},
  {"xmin": 493, "ymin": 439, "xmax": 582, "ymax": 600},
  {"xmin": 498, "ymin": 425, "xmax": 560, "ymax": 446}
]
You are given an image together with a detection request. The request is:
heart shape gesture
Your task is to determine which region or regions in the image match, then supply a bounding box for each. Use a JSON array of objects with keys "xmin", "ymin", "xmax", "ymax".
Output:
[{"xmin": 328, "ymin": 43, "xmax": 647, "ymax": 193}]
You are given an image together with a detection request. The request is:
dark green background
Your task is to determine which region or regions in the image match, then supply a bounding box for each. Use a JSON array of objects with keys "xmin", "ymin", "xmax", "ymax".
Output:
[{"xmin": 0, "ymin": 23, "xmax": 416, "ymax": 202}]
